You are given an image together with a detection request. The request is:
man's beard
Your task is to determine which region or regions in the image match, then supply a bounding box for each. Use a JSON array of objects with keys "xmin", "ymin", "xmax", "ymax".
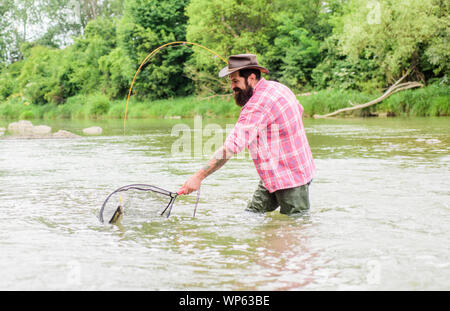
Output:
[{"xmin": 233, "ymin": 82, "xmax": 253, "ymax": 107}]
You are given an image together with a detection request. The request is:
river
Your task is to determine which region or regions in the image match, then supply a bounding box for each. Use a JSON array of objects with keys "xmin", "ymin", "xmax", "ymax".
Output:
[{"xmin": 0, "ymin": 117, "xmax": 449, "ymax": 290}]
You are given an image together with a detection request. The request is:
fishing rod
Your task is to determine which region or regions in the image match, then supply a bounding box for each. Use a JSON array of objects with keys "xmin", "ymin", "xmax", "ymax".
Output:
[
  {"xmin": 101, "ymin": 43, "xmax": 221, "ymax": 223},
  {"xmin": 123, "ymin": 41, "xmax": 227, "ymax": 134}
]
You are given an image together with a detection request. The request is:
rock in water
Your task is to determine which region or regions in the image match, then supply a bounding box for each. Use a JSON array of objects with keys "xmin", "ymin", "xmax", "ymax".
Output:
[
  {"xmin": 8, "ymin": 120, "xmax": 34, "ymax": 136},
  {"xmin": 2, "ymin": 120, "xmax": 80, "ymax": 139},
  {"xmin": 83, "ymin": 126, "xmax": 102, "ymax": 135},
  {"xmin": 32, "ymin": 125, "xmax": 52, "ymax": 136},
  {"xmin": 52, "ymin": 130, "xmax": 81, "ymax": 139}
]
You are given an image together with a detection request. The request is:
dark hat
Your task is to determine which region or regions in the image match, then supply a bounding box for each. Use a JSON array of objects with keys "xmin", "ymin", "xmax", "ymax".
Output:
[{"xmin": 218, "ymin": 54, "xmax": 269, "ymax": 78}]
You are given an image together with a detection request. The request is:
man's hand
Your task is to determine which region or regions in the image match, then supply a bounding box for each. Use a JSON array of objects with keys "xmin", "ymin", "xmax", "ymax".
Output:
[{"xmin": 179, "ymin": 171, "xmax": 205, "ymax": 195}]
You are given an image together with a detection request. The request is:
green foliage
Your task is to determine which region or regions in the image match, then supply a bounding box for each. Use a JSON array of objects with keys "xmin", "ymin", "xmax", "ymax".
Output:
[
  {"xmin": 185, "ymin": 0, "xmax": 277, "ymax": 94},
  {"xmin": 87, "ymin": 93, "xmax": 111, "ymax": 118},
  {"xmin": 300, "ymin": 84, "xmax": 450, "ymax": 118},
  {"xmin": 16, "ymin": 45, "xmax": 67, "ymax": 105},
  {"xmin": 378, "ymin": 84, "xmax": 450, "ymax": 116},
  {"xmin": 124, "ymin": 96, "xmax": 239, "ymax": 118},
  {"xmin": 107, "ymin": 100, "xmax": 126, "ymax": 118},
  {"xmin": 66, "ymin": 18, "xmax": 118, "ymax": 95},
  {"xmin": 332, "ymin": 0, "xmax": 449, "ymax": 83},
  {"xmin": 300, "ymin": 89, "xmax": 373, "ymax": 117},
  {"xmin": 0, "ymin": 0, "xmax": 448, "ymax": 120},
  {"xmin": 429, "ymin": 95, "xmax": 449, "ymax": 116},
  {"xmin": 0, "ymin": 98, "xmax": 26, "ymax": 119},
  {"xmin": 54, "ymin": 93, "xmax": 111, "ymax": 119},
  {"xmin": 0, "ymin": 95, "xmax": 44, "ymax": 119},
  {"xmin": 19, "ymin": 110, "xmax": 35, "ymax": 120},
  {"xmin": 57, "ymin": 95, "xmax": 86, "ymax": 119},
  {"xmin": 0, "ymin": 71, "xmax": 15, "ymax": 100},
  {"xmin": 98, "ymin": 47, "xmax": 134, "ymax": 98},
  {"xmin": 269, "ymin": 21, "xmax": 321, "ymax": 90},
  {"xmin": 120, "ymin": 0, "xmax": 193, "ymax": 99},
  {"xmin": 186, "ymin": 0, "xmax": 332, "ymax": 92},
  {"xmin": 0, "ymin": 0, "xmax": 16, "ymax": 66},
  {"xmin": 186, "ymin": 0, "xmax": 273, "ymax": 57},
  {"xmin": 264, "ymin": 0, "xmax": 331, "ymax": 90},
  {"xmin": 311, "ymin": 41, "xmax": 385, "ymax": 93}
]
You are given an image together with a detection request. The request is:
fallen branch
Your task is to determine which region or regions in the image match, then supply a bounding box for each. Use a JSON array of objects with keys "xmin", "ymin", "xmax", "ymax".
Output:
[{"xmin": 313, "ymin": 72, "xmax": 423, "ymax": 119}]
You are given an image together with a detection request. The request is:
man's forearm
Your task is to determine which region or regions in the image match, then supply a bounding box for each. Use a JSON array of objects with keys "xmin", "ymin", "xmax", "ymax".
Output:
[
  {"xmin": 196, "ymin": 146, "xmax": 234, "ymax": 180},
  {"xmin": 180, "ymin": 145, "xmax": 234, "ymax": 194}
]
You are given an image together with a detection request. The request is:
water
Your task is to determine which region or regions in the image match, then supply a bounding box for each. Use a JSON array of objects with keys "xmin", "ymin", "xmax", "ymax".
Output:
[{"xmin": 0, "ymin": 117, "xmax": 449, "ymax": 290}]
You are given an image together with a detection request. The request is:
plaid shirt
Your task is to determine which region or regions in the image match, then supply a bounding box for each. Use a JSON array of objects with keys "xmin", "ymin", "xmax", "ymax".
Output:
[{"xmin": 224, "ymin": 78, "xmax": 315, "ymax": 193}]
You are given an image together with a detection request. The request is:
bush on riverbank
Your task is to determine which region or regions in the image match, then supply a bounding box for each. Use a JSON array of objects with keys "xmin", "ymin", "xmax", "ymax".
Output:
[
  {"xmin": 122, "ymin": 96, "xmax": 240, "ymax": 119},
  {"xmin": 300, "ymin": 90, "xmax": 374, "ymax": 117},
  {"xmin": 300, "ymin": 84, "xmax": 449, "ymax": 118},
  {"xmin": 377, "ymin": 84, "xmax": 450, "ymax": 117},
  {"xmin": 0, "ymin": 85, "xmax": 448, "ymax": 120},
  {"xmin": 0, "ymin": 94, "xmax": 241, "ymax": 120}
]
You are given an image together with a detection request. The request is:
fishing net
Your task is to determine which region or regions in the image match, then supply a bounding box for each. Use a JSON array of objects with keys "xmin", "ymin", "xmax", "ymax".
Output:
[{"xmin": 99, "ymin": 184, "xmax": 199, "ymax": 224}]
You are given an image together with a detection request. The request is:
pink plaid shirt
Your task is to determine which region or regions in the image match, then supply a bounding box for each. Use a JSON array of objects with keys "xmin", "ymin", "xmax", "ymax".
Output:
[{"xmin": 224, "ymin": 78, "xmax": 315, "ymax": 193}]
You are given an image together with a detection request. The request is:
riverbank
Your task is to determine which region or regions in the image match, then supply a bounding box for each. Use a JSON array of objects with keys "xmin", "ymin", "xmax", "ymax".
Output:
[{"xmin": 0, "ymin": 85, "xmax": 448, "ymax": 120}]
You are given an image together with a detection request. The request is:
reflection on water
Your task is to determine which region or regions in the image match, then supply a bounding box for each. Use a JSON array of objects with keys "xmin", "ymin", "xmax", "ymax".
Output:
[{"xmin": 0, "ymin": 117, "xmax": 449, "ymax": 290}]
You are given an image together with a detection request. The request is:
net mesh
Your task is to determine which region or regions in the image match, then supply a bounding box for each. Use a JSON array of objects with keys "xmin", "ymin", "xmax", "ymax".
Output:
[{"xmin": 99, "ymin": 184, "xmax": 199, "ymax": 224}]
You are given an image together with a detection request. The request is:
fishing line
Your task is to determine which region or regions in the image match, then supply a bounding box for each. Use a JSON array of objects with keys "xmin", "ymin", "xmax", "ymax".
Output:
[
  {"xmin": 100, "ymin": 42, "xmax": 222, "ymax": 224},
  {"xmin": 123, "ymin": 41, "xmax": 227, "ymax": 134}
]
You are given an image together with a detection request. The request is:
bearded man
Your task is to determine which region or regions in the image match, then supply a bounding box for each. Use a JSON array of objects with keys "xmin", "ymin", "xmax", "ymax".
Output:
[{"xmin": 179, "ymin": 54, "xmax": 315, "ymax": 215}]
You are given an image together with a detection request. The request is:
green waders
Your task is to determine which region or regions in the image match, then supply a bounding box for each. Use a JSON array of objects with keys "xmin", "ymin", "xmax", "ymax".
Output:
[{"xmin": 246, "ymin": 180, "xmax": 311, "ymax": 215}]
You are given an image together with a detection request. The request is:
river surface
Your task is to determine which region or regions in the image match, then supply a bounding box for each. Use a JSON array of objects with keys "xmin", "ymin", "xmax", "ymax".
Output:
[{"xmin": 0, "ymin": 117, "xmax": 449, "ymax": 290}]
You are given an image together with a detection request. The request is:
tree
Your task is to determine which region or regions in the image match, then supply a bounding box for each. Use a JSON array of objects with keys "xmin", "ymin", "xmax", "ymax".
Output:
[
  {"xmin": 118, "ymin": 0, "xmax": 193, "ymax": 99},
  {"xmin": 0, "ymin": 0, "xmax": 16, "ymax": 67},
  {"xmin": 186, "ymin": 0, "xmax": 332, "ymax": 93},
  {"xmin": 333, "ymin": 0, "xmax": 449, "ymax": 84},
  {"xmin": 264, "ymin": 9, "xmax": 322, "ymax": 90},
  {"xmin": 32, "ymin": 0, "xmax": 126, "ymax": 48},
  {"xmin": 65, "ymin": 17, "xmax": 118, "ymax": 96},
  {"xmin": 98, "ymin": 47, "xmax": 134, "ymax": 98},
  {"xmin": 185, "ymin": 0, "xmax": 280, "ymax": 94},
  {"xmin": 0, "ymin": 0, "xmax": 42, "ymax": 64},
  {"xmin": 75, "ymin": 0, "xmax": 125, "ymax": 29},
  {"xmin": 16, "ymin": 44, "xmax": 66, "ymax": 104}
]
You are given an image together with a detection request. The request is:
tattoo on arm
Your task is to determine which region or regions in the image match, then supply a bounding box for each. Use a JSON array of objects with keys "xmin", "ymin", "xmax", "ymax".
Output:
[{"xmin": 199, "ymin": 147, "xmax": 233, "ymax": 178}]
